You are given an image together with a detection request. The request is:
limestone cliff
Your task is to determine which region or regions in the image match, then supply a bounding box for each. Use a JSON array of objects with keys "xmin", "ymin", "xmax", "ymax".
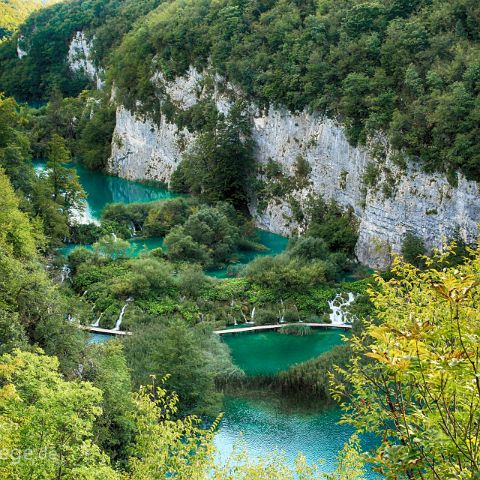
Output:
[
  {"xmin": 67, "ymin": 32, "xmax": 104, "ymax": 89},
  {"xmin": 108, "ymin": 68, "xmax": 480, "ymax": 269}
]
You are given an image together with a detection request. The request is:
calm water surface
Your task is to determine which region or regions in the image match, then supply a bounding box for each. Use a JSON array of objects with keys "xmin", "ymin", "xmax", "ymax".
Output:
[
  {"xmin": 222, "ymin": 329, "xmax": 345, "ymax": 375},
  {"xmin": 33, "ymin": 159, "xmax": 178, "ymax": 220},
  {"xmin": 37, "ymin": 160, "xmax": 289, "ymax": 270},
  {"xmin": 215, "ymin": 396, "xmax": 378, "ymax": 475},
  {"xmin": 217, "ymin": 330, "xmax": 380, "ymax": 478}
]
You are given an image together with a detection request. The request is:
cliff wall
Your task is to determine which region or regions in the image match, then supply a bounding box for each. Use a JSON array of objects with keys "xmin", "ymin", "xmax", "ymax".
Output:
[{"xmin": 105, "ymin": 68, "xmax": 480, "ymax": 269}]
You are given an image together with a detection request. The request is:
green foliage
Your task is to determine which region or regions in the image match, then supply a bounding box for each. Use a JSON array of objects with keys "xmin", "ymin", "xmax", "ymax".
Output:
[
  {"xmin": 0, "ymin": 0, "xmax": 60, "ymax": 37},
  {"xmin": 0, "ymin": 349, "xmax": 118, "ymax": 479},
  {"xmin": 82, "ymin": 342, "xmax": 135, "ymax": 465},
  {"xmin": 165, "ymin": 203, "xmax": 241, "ymax": 268},
  {"xmin": 171, "ymin": 103, "xmax": 254, "ymax": 209},
  {"xmin": 123, "ymin": 320, "xmax": 236, "ymax": 416},
  {"xmin": 0, "ymin": 0, "xmax": 163, "ymax": 99},
  {"xmin": 278, "ymin": 324, "xmax": 313, "ymax": 336},
  {"xmin": 76, "ymin": 96, "xmax": 116, "ymax": 170},
  {"xmin": 333, "ymin": 247, "xmax": 480, "ymax": 478},
  {"xmin": 103, "ymin": 0, "xmax": 480, "ymax": 180},
  {"xmin": 401, "ymin": 231, "xmax": 426, "ymax": 267},
  {"xmin": 306, "ymin": 197, "xmax": 359, "ymax": 256},
  {"xmin": 47, "ymin": 133, "xmax": 85, "ymax": 213},
  {"xmin": 253, "ymin": 309, "xmax": 278, "ymax": 325},
  {"xmin": 93, "ymin": 234, "xmax": 134, "ymax": 259},
  {"xmin": 278, "ymin": 344, "xmax": 352, "ymax": 400},
  {"xmin": 143, "ymin": 198, "xmax": 194, "ymax": 236}
]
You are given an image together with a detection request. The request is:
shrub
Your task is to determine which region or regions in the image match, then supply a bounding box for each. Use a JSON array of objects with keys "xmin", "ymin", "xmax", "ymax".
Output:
[
  {"xmin": 282, "ymin": 308, "xmax": 300, "ymax": 323},
  {"xmin": 278, "ymin": 324, "xmax": 313, "ymax": 336},
  {"xmin": 254, "ymin": 309, "xmax": 278, "ymax": 325},
  {"xmin": 401, "ymin": 231, "xmax": 426, "ymax": 267}
]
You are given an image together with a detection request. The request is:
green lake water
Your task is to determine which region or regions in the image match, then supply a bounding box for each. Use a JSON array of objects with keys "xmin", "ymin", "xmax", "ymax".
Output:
[
  {"xmin": 33, "ymin": 159, "xmax": 178, "ymax": 221},
  {"xmin": 217, "ymin": 330, "xmax": 380, "ymax": 478},
  {"xmin": 35, "ymin": 160, "xmax": 289, "ymax": 272},
  {"xmin": 222, "ymin": 329, "xmax": 345, "ymax": 376},
  {"xmin": 215, "ymin": 396, "xmax": 363, "ymax": 474}
]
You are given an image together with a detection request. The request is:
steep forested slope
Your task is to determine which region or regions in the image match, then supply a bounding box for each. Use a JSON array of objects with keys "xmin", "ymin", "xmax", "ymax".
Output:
[
  {"xmin": 0, "ymin": 0, "xmax": 61, "ymax": 38},
  {"xmin": 110, "ymin": 0, "xmax": 480, "ymax": 180},
  {"xmin": 1, "ymin": 0, "xmax": 479, "ymax": 180},
  {"xmin": 0, "ymin": 0, "xmax": 162, "ymax": 97}
]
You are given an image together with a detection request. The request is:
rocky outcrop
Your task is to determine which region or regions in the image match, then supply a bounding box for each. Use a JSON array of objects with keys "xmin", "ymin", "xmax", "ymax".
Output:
[
  {"xmin": 16, "ymin": 36, "xmax": 27, "ymax": 59},
  {"xmin": 108, "ymin": 68, "xmax": 480, "ymax": 269},
  {"xmin": 109, "ymin": 107, "xmax": 193, "ymax": 184},
  {"xmin": 67, "ymin": 31, "xmax": 104, "ymax": 89}
]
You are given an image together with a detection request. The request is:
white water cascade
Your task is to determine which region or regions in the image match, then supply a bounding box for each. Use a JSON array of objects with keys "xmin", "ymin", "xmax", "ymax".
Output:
[
  {"xmin": 113, "ymin": 298, "xmax": 133, "ymax": 331},
  {"xmin": 91, "ymin": 312, "xmax": 103, "ymax": 327},
  {"xmin": 60, "ymin": 264, "xmax": 71, "ymax": 283},
  {"xmin": 328, "ymin": 292, "xmax": 356, "ymax": 325}
]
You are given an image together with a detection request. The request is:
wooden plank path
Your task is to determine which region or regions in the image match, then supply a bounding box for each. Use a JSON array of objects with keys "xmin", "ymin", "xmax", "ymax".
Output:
[
  {"xmin": 83, "ymin": 323, "xmax": 350, "ymax": 337},
  {"xmin": 81, "ymin": 326, "xmax": 133, "ymax": 336},
  {"xmin": 214, "ymin": 323, "xmax": 352, "ymax": 335}
]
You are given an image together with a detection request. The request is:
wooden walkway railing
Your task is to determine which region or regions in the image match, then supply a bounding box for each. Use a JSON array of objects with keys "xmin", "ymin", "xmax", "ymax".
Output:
[
  {"xmin": 81, "ymin": 326, "xmax": 133, "ymax": 336},
  {"xmin": 214, "ymin": 323, "xmax": 352, "ymax": 335}
]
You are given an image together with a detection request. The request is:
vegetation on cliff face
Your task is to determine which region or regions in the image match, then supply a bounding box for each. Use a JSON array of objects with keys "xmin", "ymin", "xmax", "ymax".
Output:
[
  {"xmin": 109, "ymin": 0, "xmax": 480, "ymax": 180},
  {"xmin": 1, "ymin": 0, "xmax": 479, "ymax": 179},
  {"xmin": 0, "ymin": 0, "xmax": 479, "ymax": 477}
]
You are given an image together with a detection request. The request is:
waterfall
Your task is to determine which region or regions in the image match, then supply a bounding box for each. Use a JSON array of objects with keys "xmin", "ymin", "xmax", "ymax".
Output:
[
  {"xmin": 91, "ymin": 312, "xmax": 103, "ymax": 327},
  {"xmin": 328, "ymin": 292, "xmax": 356, "ymax": 325},
  {"xmin": 60, "ymin": 264, "xmax": 71, "ymax": 283},
  {"xmin": 251, "ymin": 307, "xmax": 256, "ymax": 322},
  {"xmin": 113, "ymin": 297, "xmax": 133, "ymax": 331}
]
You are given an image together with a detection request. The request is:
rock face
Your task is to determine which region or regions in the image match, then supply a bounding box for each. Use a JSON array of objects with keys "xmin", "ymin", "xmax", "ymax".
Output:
[
  {"xmin": 16, "ymin": 36, "xmax": 27, "ymax": 59},
  {"xmin": 108, "ymin": 68, "xmax": 480, "ymax": 269},
  {"xmin": 67, "ymin": 32, "xmax": 104, "ymax": 89}
]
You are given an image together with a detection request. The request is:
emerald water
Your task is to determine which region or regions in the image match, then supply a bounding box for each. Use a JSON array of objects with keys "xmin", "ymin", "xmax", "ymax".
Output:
[
  {"xmin": 218, "ymin": 330, "xmax": 379, "ymax": 478},
  {"xmin": 222, "ymin": 330, "xmax": 345, "ymax": 375},
  {"xmin": 215, "ymin": 396, "xmax": 362, "ymax": 473},
  {"xmin": 59, "ymin": 236, "xmax": 165, "ymax": 257},
  {"xmin": 35, "ymin": 160, "xmax": 288, "ymax": 270},
  {"xmin": 33, "ymin": 159, "xmax": 177, "ymax": 221}
]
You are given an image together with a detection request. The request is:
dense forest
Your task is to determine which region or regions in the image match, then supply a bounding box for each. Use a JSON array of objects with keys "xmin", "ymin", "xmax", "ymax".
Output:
[
  {"xmin": 1, "ymin": 0, "xmax": 480, "ymax": 179},
  {"xmin": 0, "ymin": 0, "xmax": 61, "ymax": 38},
  {"xmin": 0, "ymin": 0, "xmax": 479, "ymax": 478}
]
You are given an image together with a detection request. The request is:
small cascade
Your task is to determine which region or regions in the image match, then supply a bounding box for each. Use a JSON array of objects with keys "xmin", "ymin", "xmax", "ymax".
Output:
[
  {"xmin": 91, "ymin": 312, "xmax": 103, "ymax": 327},
  {"xmin": 60, "ymin": 264, "xmax": 71, "ymax": 283},
  {"xmin": 251, "ymin": 307, "xmax": 256, "ymax": 322},
  {"xmin": 113, "ymin": 297, "xmax": 133, "ymax": 331},
  {"xmin": 328, "ymin": 292, "xmax": 356, "ymax": 325},
  {"xmin": 129, "ymin": 221, "xmax": 136, "ymax": 236}
]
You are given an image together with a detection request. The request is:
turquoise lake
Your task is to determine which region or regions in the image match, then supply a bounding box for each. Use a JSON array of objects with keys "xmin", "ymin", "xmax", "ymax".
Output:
[
  {"xmin": 222, "ymin": 329, "xmax": 345, "ymax": 376},
  {"xmin": 217, "ymin": 330, "xmax": 380, "ymax": 478},
  {"xmin": 35, "ymin": 160, "xmax": 289, "ymax": 273}
]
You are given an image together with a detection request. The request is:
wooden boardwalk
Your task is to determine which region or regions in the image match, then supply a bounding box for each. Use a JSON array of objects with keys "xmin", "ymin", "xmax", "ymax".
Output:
[
  {"xmin": 82, "ymin": 326, "xmax": 133, "ymax": 336},
  {"xmin": 214, "ymin": 323, "xmax": 352, "ymax": 335},
  {"xmin": 83, "ymin": 323, "xmax": 350, "ymax": 337}
]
